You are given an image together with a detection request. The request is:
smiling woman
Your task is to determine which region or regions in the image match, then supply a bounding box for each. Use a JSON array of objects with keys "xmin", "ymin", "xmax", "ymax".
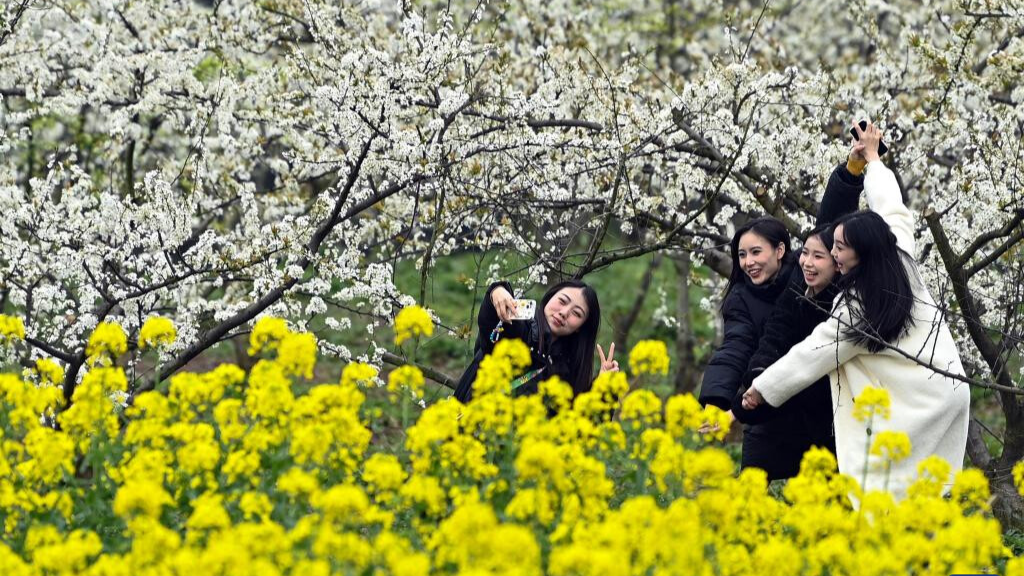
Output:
[
  {"xmin": 699, "ymin": 217, "xmax": 795, "ymax": 412},
  {"xmin": 454, "ymin": 279, "xmax": 616, "ymax": 403}
]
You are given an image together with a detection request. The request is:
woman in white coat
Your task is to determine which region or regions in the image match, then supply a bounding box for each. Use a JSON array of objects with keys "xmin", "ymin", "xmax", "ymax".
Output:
[{"xmin": 742, "ymin": 122, "xmax": 971, "ymax": 499}]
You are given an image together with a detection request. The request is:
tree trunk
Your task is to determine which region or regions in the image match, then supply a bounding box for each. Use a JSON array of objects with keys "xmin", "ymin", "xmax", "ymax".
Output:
[
  {"xmin": 673, "ymin": 252, "xmax": 700, "ymax": 394},
  {"xmin": 613, "ymin": 254, "xmax": 662, "ymax": 354}
]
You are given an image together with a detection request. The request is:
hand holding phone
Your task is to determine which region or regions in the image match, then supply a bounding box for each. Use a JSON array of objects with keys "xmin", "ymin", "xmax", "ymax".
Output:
[{"xmin": 850, "ymin": 120, "xmax": 888, "ymax": 156}]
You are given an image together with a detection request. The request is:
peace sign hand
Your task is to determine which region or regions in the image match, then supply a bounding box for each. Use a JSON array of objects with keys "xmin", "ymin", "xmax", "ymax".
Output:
[{"xmin": 597, "ymin": 342, "xmax": 619, "ymax": 374}]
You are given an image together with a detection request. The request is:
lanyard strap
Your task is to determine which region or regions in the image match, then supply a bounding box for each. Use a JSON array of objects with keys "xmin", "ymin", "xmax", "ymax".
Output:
[{"xmin": 511, "ymin": 367, "xmax": 545, "ymax": 391}]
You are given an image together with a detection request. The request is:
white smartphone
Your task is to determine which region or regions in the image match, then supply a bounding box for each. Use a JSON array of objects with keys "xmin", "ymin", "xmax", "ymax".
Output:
[{"xmin": 513, "ymin": 299, "xmax": 536, "ymax": 320}]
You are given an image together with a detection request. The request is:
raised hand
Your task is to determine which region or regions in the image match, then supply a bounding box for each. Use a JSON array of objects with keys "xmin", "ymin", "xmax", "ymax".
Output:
[
  {"xmin": 852, "ymin": 121, "xmax": 883, "ymax": 163},
  {"xmin": 597, "ymin": 342, "xmax": 619, "ymax": 373},
  {"xmin": 490, "ymin": 286, "xmax": 518, "ymax": 323}
]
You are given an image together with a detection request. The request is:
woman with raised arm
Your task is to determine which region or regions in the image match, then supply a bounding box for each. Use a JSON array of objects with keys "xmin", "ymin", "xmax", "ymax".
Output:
[
  {"xmin": 455, "ymin": 280, "xmax": 617, "ymax": 403},
  {"xmin": 742, "ymin": 122, "xmax": 970, "ymax": 498}
]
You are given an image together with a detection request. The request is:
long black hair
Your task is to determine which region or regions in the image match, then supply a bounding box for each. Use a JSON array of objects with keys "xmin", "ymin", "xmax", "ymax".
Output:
[
  {"xmin": 831, "ymin": 210, "xmax": 915, "ymax": 352},
  {"xmin": 723, "ymin": 216, "xmax": 792, "ymax": 305},
  {"xmin": 536, "ymin": 280, "xmax": 601, "ymax": 395}
]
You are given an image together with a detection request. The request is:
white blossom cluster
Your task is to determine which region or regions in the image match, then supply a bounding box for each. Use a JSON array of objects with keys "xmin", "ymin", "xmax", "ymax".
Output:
[{"xmin": 0, "ymin": 0, "xmax": 1019, "ymax": 398}]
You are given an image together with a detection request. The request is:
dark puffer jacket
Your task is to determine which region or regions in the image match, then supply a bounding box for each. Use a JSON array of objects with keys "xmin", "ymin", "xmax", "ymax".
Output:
[
  {"xmin": 698, "ymin": 256, "xmax": 797, "ymax": 412},
  {"xmin": 454, "ymin": 282, "xmax": 573, "ymax": 403},
  {"xmin": 729, "ymin": 271, "xmax": 840, "ymax": 479},
  {"xmin": 700, "ymin": 163, "xmax": 864, "ymax": 480}
]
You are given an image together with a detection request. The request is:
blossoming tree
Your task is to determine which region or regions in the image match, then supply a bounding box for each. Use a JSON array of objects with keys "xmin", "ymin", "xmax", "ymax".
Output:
[{"xmin": 1, "ymin": 0, "xmax": 1022, "ymax": 524}]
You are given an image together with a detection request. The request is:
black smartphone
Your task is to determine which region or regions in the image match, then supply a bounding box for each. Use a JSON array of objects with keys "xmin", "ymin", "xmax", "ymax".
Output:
[{"xmin": 850, "ymin": 120, "xmax": 889, "ymax": 156}]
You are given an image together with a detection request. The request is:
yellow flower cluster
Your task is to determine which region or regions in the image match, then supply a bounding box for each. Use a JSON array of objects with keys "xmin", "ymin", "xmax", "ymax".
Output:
[
  {"xmin": 393, "ymin": 304, "xmax": 434, "ymax": 346},
  {"xmin": 869, "ymin": 430, "xmax": 911, "ymax": 462},
  {"xmin": 138, "ymin": 316, "xmax": 177, "ymax": 350},
  {"xmin": 32, "ymin": 358, "xmax": 65, "ymax": 385},
  {"xmin": 247, "ymin": 316, "xmax": 291, "ymax": 355},
  {"xmin": 387, "ymin": 365, "xmax": 425, "ymax": 400},
  {"xmin": 85, "ymin": 321, "xmax": 128, "ymax": 365},
  {"xmin": 341, "ymin": 362, "xmax": 379, "ymax": 388},
  {"xmin": 248, "ymin": 317, "xmax": 317, "ymax": 379},
  {"xmin": 1015, "ymin": 460, "xmax": 1024, "ymax": 497},
  {"xmin": 628, "ymin": 339, "xmax": 670, "ymax": 375},
  {"xmin": 852, "ymin": 385, "xmax": 891, "ymax": 421},
  {"xmin": 0, "ymin": 327, "xmax": 1007, "ymax": 575},
  {"xmin": 0, "ymin": 314, "xmax": 26, "ymax": 342},
  {"xmin": 471, "ymin": 338, "xmax": 531, "ymax": 396}
]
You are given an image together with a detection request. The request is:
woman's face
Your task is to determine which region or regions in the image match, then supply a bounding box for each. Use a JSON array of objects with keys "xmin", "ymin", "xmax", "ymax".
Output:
[
  {"xmin": 800, "ymin": 234, "xmax": 838, "ymax": 293},
  {"xmin": 831, "ymin": 224, "xmax": 860, "ymax": 274},
  {"xmin": 544, "ymin": 287, "xmax": 589, "ymax": 337},
  {"xmin": 738, "ymin": 231, "xmax": 785, "ymax": 285}
]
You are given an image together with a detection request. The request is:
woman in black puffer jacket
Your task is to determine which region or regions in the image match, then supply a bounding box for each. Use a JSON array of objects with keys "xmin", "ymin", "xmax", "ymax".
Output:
[
  {"xmin": 455, "ymin": 279, "xmax": 614, "ymax": 403},
  {"xmin": 701, "ymin": 160, "xmax": 864, "ymax": 480}
]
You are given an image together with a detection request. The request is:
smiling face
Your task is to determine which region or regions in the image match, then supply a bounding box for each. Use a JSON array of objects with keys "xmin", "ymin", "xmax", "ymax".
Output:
[
  {"xmin": 831, "ymin": 224, "xmax": 860, "ymax": 274},
  {"xmin": 800, "ymin": 234, "xmax": 838, "ymax": 294},
  {"xmin": 738, "ymin": 231, "xmax": 786, "ymax": 285},
  {"xmin": 544, "ymin": 287, "xmax": 589, "ymax": 337}
]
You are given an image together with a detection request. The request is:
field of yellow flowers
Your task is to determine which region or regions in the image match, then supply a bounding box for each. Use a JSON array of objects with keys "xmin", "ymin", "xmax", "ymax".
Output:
[{"xmin": 0, "ymin": 310, "xmax": 1022, "ymax": 575}]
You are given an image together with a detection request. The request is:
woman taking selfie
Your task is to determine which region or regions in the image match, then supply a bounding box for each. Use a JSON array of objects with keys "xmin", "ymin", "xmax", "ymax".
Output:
[{"xmin": 455, "ymin": 279, "xmax": 617, "ymax": 403}]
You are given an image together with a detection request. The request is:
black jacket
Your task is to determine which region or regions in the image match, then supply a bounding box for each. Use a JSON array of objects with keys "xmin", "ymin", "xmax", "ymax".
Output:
[
  {"xmin": 698, "ymin": 255, "xmax": 798, "ymax": 411},
  {"xmin": 700, "ymin": 163, "xmax": 863, "ymax": 480},
  {"xmin": 454, "ymin": 282, "xmax": 572, "ymax": 403}
]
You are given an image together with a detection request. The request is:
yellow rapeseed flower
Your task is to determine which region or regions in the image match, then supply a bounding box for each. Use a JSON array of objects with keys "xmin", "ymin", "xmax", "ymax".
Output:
[
  {"xmin": 25, "ymin": 526, "xmax": 102, "ymax": 575},
  {"xmin": 185, "ymin": 492, "xmax": 231, "ymax": 533},
  {"xmin": 797, "ymin": 446, "xmax": 838, "ymax": 478},
  {"xmin": 86, "ymin": 322, "xmax": 128, "ymax": 364},
  {"xmin": 852, "ymin": 385, "xmax": 891, "ymax": 422},
  {"xmin": 113, "ymin": 479, "xmax": 173, "ymax": 520},
  {"xmin": 472, "ymin": 339, "xmax": 531, "ymax": 397},
  {"xmin": 951, "ymin": 468, "xmax": 991, "ymax": 512},
  {"xmin": 628, "ymin": 340, "xmax": 670, "ymax": 376},
  {"xmin": 0, "ymin": 314, "xmax": 26, "ymax": 343},
  {"xmin": 278, "ymin": 467, "xmax": 321, "ymax": 499},
  {"xmin": 620, "ymin": 389, "xmax": 662, "ymax": 427},
  {"xmin": 33, "ymin": 358, "xmax": 64, "ymax": 385},
  {"xmin": 394, "ymin": 304, "xmax": 434, "ymax": 346},
  {"xmin": 277, "ymin": 331, "xmax": 318, "ymax": 379},
  {"xmin": 870, "ymin": 430, "xmax": 912, "ymax": 462},
  {"xmin": 239, "ymin": 491, "xmax": 274, "ymax": 521},
  {"xmin": 1014, "ymin": 460, "xmax": 1024, "ymax": 497},
  {"xmin": 664, "ymin": 394, "xmax": 704, "ymax": 439},
  {"xmin": 1008, "ymin": 557, "xmax": 1024, "ymax": 576},
  {"xmin": 388, "ymin": 365, "xmax": 425, "ymax": 399},
  {"xmin": 138, "ymin": 316, "xmax": 177, "ymax": 350},
  {"xmin": 591, "ymin": 370, "xmax": 629, "ymax": 404},
  {"xmin": 248, "ymin": 316, "xmax": 291, "ymax": 356},
  {"xmin": 908, "ymin": 455, "xmax": 953, "ymax": 500},
  {"xmin": 493, "ymin": 338, "xmax": 531, "ymax": 371},
  {"xmin": 18, "ymin": 428, "xmax": 75, "ymax": 485},
  {"xmin": 538, "ymin": 377, "xmax": 573, "ymax": 413},
  {"xmin": 342, "ymin": 362, "xmax": 380, "ymax": 388},
  {"xmin": 363, "ymin": 453, "xmax": 407, "ymax": 495},
  {"xmin": 700, "ymin": 405, "xmax": 732, "ymax": 441}
]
